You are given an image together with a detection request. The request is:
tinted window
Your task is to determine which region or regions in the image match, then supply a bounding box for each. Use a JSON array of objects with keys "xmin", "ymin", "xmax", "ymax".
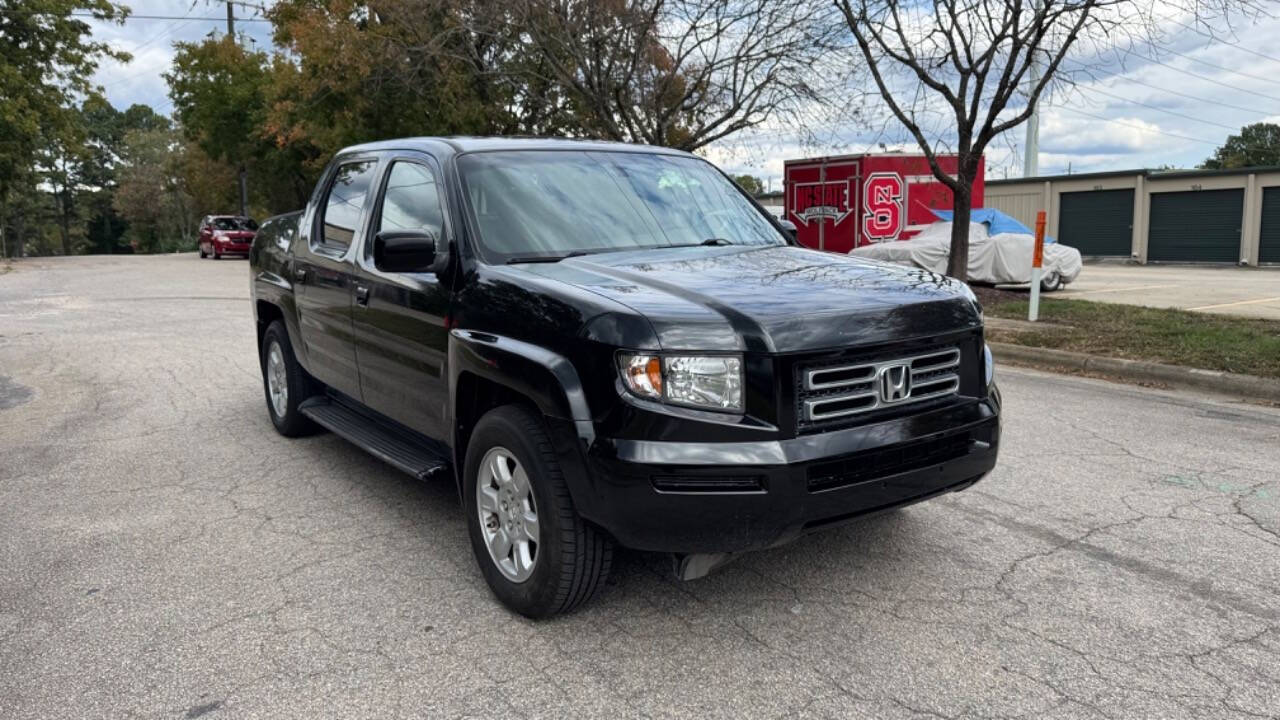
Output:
[
  {"xmin": 457, "ymin": 150, "xmax": 782, "ymax": 262},
  {"xmin": 212, "ymin": 217, "xmax": 256, "ymax": 231},
  {"xmin": 376, "ymin": 162, "xmax": 445, "ymax": 241},
  {"xmin": 320, "ymin": 160, "xmax": 378, "ymax": 250}
]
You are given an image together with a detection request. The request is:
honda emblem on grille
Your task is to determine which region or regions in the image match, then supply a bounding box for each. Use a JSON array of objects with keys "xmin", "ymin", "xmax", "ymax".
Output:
[{"xmin": 878, "ymin": 364, "xmax": 911, "ymax": 403}]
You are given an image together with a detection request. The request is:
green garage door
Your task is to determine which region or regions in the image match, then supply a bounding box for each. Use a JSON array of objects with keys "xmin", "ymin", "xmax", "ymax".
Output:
[
  {"xmin": 1260, "ymin": 187, "xmax": 1280, "ymax": 263},
  {"xmin": 1148, "ymin": 189, "xmax": 1243, "ymax": 263},
  {"xmin": 1058, "ymin": 189, "xmax": 1133, "ymax": 256}
]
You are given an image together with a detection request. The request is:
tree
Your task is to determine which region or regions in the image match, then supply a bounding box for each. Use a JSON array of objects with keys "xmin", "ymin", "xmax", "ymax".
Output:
[
  {"xmin": 512, "ymin": 0, "xmax": 838, "ymax": 150},
  {"xmin": 0, "ymin": 0, "xmax": 128, "ymax": 257},
  {"xmin": 733, "ymin": 174, "xmax": 764, "ymax": 195},
  {"xmin": 78, "ymin": 98, "xmax": 170, "ymax": 253},
  {"xmin": 166, "ymin": 36, "xmax": 273, "ymax": 218},
  {"xmin": 835, "ymin": 0, "xmax": 1244, "ymax": 281},
  {"xmin": 114, "ymin": 128, "xmax": 197, "ymax": 253},
  {"xmin": 1202, "ymin": 123, "xmax": 1280, "ymax": 169}
]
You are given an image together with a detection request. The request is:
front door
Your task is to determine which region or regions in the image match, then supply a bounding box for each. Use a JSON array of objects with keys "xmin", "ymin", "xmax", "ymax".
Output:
[
  {"xmin": 351, "ymin": 155, "xmax": 453, "ymax": 440},
  {"xmin": 293, "ymin": 158, "xmax": 381, "ymax": 401}
]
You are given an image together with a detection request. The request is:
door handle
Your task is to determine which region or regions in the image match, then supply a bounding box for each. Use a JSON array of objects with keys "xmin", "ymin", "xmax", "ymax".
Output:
[
  {"xmin": 294, "ymin": 266, "xmax": 307, "ymax": 282},
  {"xmin": 355, "ymin": 285, "xmax": 370, "ymax": 306}
]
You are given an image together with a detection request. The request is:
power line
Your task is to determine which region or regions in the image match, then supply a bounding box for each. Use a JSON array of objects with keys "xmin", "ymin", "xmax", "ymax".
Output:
[
  {"xmin": 1049, "ymin": 105, "xmax": 1221, "ymax": 146},
  {"xmin": 1167, "ymin": 18, "xmax": 1280, "ymax": 67},
  {"xmin": 69, "ymin": 11, "xmax": 269, "ymax": 22},
  {"xmin": 1161, "ymin": 48, "xmax": 1280, "ymax": 89},
  {"xmin": 1079, "ymin": 85, "xmax": 1239, "ymax": 131},
  {"xmin": 1117, "ymin": 76, "xmax": 1273, "ymax": 117},
  {"xmin": 1144, "ymin": 58, "xmax": 1280, "ymax": 104}
]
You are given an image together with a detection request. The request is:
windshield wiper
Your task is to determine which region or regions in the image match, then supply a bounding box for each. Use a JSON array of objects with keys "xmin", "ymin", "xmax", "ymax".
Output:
[
  {"xmin": 506, "ymin": 250, "xmax": 593, "ymax": 264},
  {"xmin": 700, "ymin": 238, "xmax": 733, "ymax": 246}
]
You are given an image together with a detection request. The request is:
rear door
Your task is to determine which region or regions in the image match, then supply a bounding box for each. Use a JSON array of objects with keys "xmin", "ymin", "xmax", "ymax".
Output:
[
  {"xmin": 350, "ymin": 154, "xmax": 454, "ymax": 440},
  {"xmin": 293, "ymin": 157, "xmax": 381, "ymax": 401}
]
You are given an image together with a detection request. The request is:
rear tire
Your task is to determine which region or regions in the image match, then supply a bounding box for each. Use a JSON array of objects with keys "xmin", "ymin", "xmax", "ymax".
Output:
[
  {"xmin": 464, "ymin": 405, "xmax": 613, "ymax": 618},
  {"xmin": 1040, "ymin": 271, "xmax": 1062, "ymax": 292},
  {"xmin": 261, "ymin": 321, "xmax": 319, "ymax": 437}
]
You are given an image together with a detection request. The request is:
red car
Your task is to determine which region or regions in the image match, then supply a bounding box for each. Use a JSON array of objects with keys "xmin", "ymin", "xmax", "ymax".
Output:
[{"xmin": 198, "ymin": 215, "xmax": 258, "ymax": 259}]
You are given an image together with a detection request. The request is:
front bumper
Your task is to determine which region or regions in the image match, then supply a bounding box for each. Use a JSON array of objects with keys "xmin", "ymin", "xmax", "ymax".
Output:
[
  {"xmin": 214, "ymin": 240, "xmax": 252, "ymax": 254},
  {"xmin": 577, "ymin": 396, "xmax": 1000, "ymax": 553}
]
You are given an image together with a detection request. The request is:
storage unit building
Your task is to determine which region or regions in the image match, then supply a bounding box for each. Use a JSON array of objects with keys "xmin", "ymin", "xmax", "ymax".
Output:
[{"xmin": 986, "ymin": 166, "xmax": 1280, "ymax": 265}]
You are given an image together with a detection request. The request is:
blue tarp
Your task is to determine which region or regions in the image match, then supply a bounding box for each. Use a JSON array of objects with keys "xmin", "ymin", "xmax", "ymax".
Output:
[{"xmin": 928, "ymin": 207, "xmax": 1056, "ymax": 244}]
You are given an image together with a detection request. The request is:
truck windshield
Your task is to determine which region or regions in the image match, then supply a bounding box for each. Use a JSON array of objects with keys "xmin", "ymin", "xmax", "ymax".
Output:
[{"xmin": 457, "ymin": 150, "xmax": 784, "ymax": 262}]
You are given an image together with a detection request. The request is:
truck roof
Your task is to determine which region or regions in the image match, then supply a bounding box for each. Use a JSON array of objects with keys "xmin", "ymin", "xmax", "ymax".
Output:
[{"xmin": 338, "ymin": 136, "xmax": 695, "ymax": 158}]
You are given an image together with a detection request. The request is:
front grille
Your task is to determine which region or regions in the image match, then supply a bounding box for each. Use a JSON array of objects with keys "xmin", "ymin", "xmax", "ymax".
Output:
[
  {"xmin": 797, "ymin": 346, "xmax": 961, "ymax": 428},
  {"xmin": 806, "ymin": 430, "xmax": 976, "ymax": 492}
]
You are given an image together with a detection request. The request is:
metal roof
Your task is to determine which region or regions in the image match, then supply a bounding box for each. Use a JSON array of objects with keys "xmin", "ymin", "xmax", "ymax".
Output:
[{"xmin": 988, "ymin": 165, "xmax": 1280, "ymax": 186}]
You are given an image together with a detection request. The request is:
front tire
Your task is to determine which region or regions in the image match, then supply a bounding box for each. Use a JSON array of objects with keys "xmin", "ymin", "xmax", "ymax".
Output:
[
  {"xmin": 261, "ymin": 321, "xmax": 319, "ymax": 437},
  {"xmin": 464, "ymin": 405, "xmax": 613, "ymax": 618},
  {"xmin": 199, "ymin": 245, "xmax": 207, "ymax": 258}
]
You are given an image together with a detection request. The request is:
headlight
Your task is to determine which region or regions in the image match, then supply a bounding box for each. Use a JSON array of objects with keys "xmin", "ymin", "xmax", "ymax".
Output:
[
  {"xmin": 618, "ymin": 353, "xmax": 743, "ymax": 412},
  {"xmin": 983, "ymin": 343, "xmax": 995, "ymax": 386}
]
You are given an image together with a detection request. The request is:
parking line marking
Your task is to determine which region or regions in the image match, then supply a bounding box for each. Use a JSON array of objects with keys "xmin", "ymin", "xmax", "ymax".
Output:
[
  {"xmin": 1188, "ymin": 296, "xmax": 1280, "ymax": 311},
  {"xmin": 1063, "ymin": 283, "xmax": 1177, "ymax": 295}
]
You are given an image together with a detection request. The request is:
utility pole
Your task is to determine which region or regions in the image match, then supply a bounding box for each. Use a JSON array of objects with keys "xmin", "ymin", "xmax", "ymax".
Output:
[
  {"xmin": 1023, "ymin": 0, "xmax": 1041, "ymax": 179},
  {"xmin": 227, "ymin": 1, "xmax": 249, "ymax": 218},
  {"xmin": 1022, "ymin": 55, "xmax": 1040, "ymax": 178}
]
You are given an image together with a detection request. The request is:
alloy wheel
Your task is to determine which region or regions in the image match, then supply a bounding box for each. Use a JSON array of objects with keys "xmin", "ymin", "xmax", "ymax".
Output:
[
  {"xmin": 266, "ymin": 341, "xmax": 288, "ymax": 418},
  {"xmin": 476, "ymin": 446, "xmax": 540, "ymax": 583}
]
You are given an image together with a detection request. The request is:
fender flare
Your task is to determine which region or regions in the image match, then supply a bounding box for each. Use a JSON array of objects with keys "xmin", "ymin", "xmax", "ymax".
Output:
[{"xmin": 448, "ymin": 329, "xmax": 601, "ymax": 515}]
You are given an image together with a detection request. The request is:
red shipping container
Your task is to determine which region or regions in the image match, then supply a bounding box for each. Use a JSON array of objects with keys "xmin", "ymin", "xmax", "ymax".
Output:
[{"xmin": 783, "ymin": 153, "xmax": 984, "ymax": 253}]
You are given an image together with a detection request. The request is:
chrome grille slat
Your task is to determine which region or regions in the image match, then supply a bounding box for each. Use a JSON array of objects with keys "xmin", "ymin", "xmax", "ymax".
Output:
[{"xmin": 799, "ymin": 346, "xmax": 962, "ymax": 424}]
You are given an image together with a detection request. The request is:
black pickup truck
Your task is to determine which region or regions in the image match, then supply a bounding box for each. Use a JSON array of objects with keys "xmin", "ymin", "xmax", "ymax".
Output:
[{"xmin": 249, "ymin": 137, "xmax": 1000, "ymax": 618}]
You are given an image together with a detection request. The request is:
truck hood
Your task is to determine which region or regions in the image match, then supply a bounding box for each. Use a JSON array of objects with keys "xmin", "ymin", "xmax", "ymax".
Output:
[{"xmin": 510, "ymin": 244, "xmax": 982, "ymax": 353}]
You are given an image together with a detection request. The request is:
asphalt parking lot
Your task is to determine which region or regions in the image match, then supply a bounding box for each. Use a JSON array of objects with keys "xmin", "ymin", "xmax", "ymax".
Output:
[
  {"xmin": 2, "ymin": 254, "xmax": 1279, "ymax": 719},
  {"xmin": 1058, "ymin": 263, "xmax": 1280, "ymax": 320}
]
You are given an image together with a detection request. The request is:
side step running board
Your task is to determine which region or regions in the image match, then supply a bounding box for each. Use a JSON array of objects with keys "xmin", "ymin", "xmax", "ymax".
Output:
[{"xmin": 299, "ymin": 396, "xmax": 451, "ymax": 482}]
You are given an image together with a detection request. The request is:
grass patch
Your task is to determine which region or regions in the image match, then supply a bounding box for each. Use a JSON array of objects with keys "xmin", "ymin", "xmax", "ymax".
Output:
[{"xmin": 981, "ymin": 294, "xmax": 1280, "ymax": 379}]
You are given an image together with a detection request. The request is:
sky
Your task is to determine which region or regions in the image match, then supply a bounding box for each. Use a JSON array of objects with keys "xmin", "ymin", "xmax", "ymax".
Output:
[{"xmin": 86, "ymin": 1, "xmax": 1280, "ymax": 190}]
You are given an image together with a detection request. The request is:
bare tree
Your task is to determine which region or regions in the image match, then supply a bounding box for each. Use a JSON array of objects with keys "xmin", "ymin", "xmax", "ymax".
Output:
[
  {"xmin": 834, "ymin": 0, "xmax": 1244, "ymax": 280},
  {"xmin": 512, "ymin": 0, "xmax": 840, "ymax": 151}
]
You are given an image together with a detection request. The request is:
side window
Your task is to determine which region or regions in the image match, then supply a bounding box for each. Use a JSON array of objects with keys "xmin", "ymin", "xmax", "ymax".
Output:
[
  {"xmin": 375, "ymin": 161, "xmax": 445, "ymax": 246},
  {"xmin": 318, "ymin": 160, "xmax": 378, "ymax": 252}
]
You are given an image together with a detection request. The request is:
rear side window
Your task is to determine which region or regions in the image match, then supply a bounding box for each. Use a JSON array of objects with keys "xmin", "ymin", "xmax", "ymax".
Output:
[
  {"xmin": 376, "ymin": 161, "xmax": 445, "ymax": 243},
  {"xmin": 319, "ymin": 160, "xmax": 378, "ymax": 251}
]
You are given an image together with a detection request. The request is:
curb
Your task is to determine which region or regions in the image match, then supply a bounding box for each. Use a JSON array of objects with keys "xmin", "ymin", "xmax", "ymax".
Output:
[{"xmin": 989, "ymin": 342, "xmax": 1280, "ymax": 402}]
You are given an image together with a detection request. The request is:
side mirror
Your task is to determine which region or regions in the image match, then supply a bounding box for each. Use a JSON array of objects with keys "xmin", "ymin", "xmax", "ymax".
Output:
[
  {"xmin": 374, "ymin": 229, "xmax": 440, "ymax": 273},
  {"xmin": 777, "ymin": 218, "xmax": 798, "ymax": 241}
]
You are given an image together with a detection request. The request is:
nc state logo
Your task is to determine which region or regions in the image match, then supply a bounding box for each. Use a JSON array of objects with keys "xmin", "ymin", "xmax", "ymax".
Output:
[
  {"xmin": 791, "ymin": 180, "xmax": 853, "ymax": 227},
  {"xmin": 863, "ymin": 172, "xmax": 906, "ymax": 242}
]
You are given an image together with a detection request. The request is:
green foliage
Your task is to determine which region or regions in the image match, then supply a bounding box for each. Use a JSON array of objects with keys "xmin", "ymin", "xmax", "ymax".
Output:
[
  {"xmin": 732, "ymin": 175, "xmax": 764, "ymax": 195},
  {"xmin": 166, "ymin": 37, "xmax": 270, "ymax": 168},
  {"xmin": 1201, "ymin": 123, "xmax": 1280, "ymax": 170},
  {"xmin": 0, "ymin": 0, "xmax": 129, "ymax": 257},
  {"xmin": 113, "ymin": 127, "xmax": 197, "ymax": 253}
]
